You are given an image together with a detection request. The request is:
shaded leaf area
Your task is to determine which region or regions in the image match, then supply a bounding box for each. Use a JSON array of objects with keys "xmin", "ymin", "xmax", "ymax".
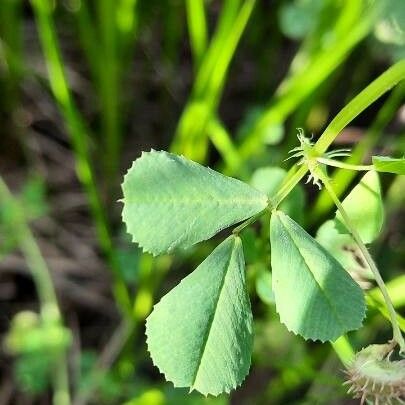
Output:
[
  {"xmin": 270, "ymin": 211, "xmax": 365, "ymax": 342},
  {"xmin": 372, "ymin": 155, "xmax": 405, "ymax": 175},
  {"xmin": 122, "ymin": 151, "xmax": 268, "ymax": 255},
  {"xmin": 335, "ymin": 171, "xmax": 384, "ymax": 244},
  {"xmin": 316, "ymin": 220, "xmax": 373, "ymax": 289},
  {"xmin": 255, "ymin": 266, "xmax": 275, "ymax": 304},
  {"xmin": 146, "ymin": 236, "xmax": 253, "ymax": 396}
]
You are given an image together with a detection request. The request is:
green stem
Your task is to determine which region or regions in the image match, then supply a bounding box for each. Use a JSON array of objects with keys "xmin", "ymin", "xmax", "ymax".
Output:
[
  {"xmin": 98, "ymin": 0, "xmax": 121, "ymax": 185},
  {"xmin": 317, "ymin": 170, "xmax": 405, "ymax": 353},
  {"xmin": 316, "ymin": 157, "xmax": 373, "ymax": 171},
  {"xmin": 31, "ymin": 0, "xmax": 131, "ymax": 314},
  {"xmin": 0, "ymin": 177, "xmax": 70, "ymax": 405},
  {"xmin": 232, "ymin": 209, "xmax": 269, "ymax": 235},
  {"xmin": 315, "ymin": 60, "xmax": 405, "ymax": 154},
  {"xmin": 208, "ymin": 118, "xmax": 247, "ymax": 177},
  {"xmin": 186, "ymin": 0, "xmax": 207, "ymax": 69},
  {"xmin": 331, "ymin": 336, "xmax": 355, "ymax": 366},
  {"xmin": 171, "ymin": 0, "xmax": 254, "ymax": 162},
  {"xmin": 272, "ymin": 166, "xmax": 308, "ymax": 208},
  {"xmin": 272, "ymin": 60, "xmax": 405, "ymax": 209},
  {"xmin": 233, "ymin": 1, "xmax": 381, "ymax": 171},
  {"xmin": 311, "ymin": 82, "xmax": 405, "ymax": 221}
]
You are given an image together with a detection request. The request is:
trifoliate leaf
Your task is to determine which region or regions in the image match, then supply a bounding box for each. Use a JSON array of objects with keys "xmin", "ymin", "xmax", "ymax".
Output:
[
  {"xmin": 122, "ymin": 151, "xmax": 268, "ymax": 255},
  {"xmin": 335, "ymin": 171, "xmax": 384, "ymax": 243},
  {"xmin": 372, "ymin": 156, "xmax": 405, "ymax": 175},
  {"xmin": 270, "ymin": 211, "xmax": 365, "ymax": 342},
  {"xmin": 146, "ymin": 236, "xmax": 253, "ymax": 396}
]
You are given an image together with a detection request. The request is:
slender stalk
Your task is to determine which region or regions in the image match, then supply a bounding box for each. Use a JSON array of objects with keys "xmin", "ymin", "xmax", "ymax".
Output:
[
  {"xmin": 316, "ymin": 157, "xmax": 373, "ymax": 171},
  {"xmin": 312, "ymin": 82, "xmax": 405, "ymax": 220},
  {"xmin": 233, "ymin": 209, "xmax": 269, "ymax": 235},
  {"xmin": 272, "ymin": 166, "xmax": 308, "ymax": 208},
  {"xmin": 331, "ymin": 336, "xmax": 355, "ymax": 366},
  {"xmin": 316, "ymin": 170, "xmax": 405, "ymax": 353},
  {"xmin": 0, "ymin": 177, "xmax": 70, "ymax": 405},
  {"xmin": 233, "ymin": 1, "xmax": 382, "ymax": 171},
  {"xmin": 272, "ymin": 61, "xmax": 405, "ymax": 209},
  {"xmin": 31, "ymin": 0, "xmax": 131, "ymax": 313},
  {"xmin": 208, "ymin": 118, "xmax": 246, "ymax": 177},
  {"xmin": 171, "ymin": 0, "xmax": 255, "ymax": 162},
  {"xmin": 73, "ymin": 320, "xmax": 135, "ymax": 405},
  {"xmin": 186, "ymin": 0, "xmax": 207, "ymax": 69},
  {"xmin": 315, "ymin": 60, "xmax": 405, "ymax": 154},
  {"xmin": 98, "ymin": 0, "xmax": 121, "ymax": 184},
  {"xmin": 366, "ymin": 296, "xmax": 405, "ymax": 334}
]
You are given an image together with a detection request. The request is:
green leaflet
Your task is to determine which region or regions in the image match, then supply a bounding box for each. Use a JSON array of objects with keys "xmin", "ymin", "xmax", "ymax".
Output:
[
  {"xmin": 121, "ymin": 151, "xmax": 268, "ymax": 255},
  {"xmin": 270, "ymin": 211, "xmax": 365, "ymax": 342},
  {"xmin": 146, "ymin": 236, "xmax": 253, "ymax": 396},
  {"xmin": 335, "ymin": 171, "xmax": 384, "ymax": 244},
  {"xmin": 372, "ymin": 156, "xmax": 405, "ymax": 175}
]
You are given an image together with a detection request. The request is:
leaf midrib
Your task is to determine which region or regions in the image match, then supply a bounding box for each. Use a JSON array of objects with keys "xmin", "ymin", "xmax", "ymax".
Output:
[
  {"xmin": 190, "ymin": 238, "xmax": 237, "ymax": 388},
  {"xmin": 124, "ymin": 197, "xmax": 268, "ymax": 205}
]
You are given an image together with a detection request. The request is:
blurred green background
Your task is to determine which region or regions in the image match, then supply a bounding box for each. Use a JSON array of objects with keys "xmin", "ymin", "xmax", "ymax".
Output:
[{"xmin": 0, "ymin": 0, "xmax": 404, "ymax": 404}]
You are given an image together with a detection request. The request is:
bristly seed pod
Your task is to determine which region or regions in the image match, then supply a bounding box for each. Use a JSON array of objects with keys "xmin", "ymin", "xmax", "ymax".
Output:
[{"xmin": 344, "ymin": 341, "xmax": 405, "ymax": 404}]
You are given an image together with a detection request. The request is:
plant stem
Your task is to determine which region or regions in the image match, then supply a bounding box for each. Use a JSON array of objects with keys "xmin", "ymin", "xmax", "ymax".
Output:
[
  {"xmin": 315, "ymin": 60, "xmax": 405, "ymax": 154},
  {"xmin": 272, "ymin": 166, "xmax": 308, "ymax": 208},
  {"xmin": 171, "ymin": 0, "xmax": 255, "ymax": 162},
  {"xmin": 311, "ymin": 82, "xmax": 405, "ymax": 221},
  {"xmin": 208, "ymin": 118, "xmax": 246, "ymax": 177},
  {"xmin": 72, "ymin": 320, "xmax": 135, "ymax": 405},
  {"xmin": 316, "ymin": 170, "xmax": 405, "ymax": 353},
  {"xmin": 233, "ymin": 1, "xmax": 382, "ymax": 171},
  {"xmin": 98, "ymin": 0, "xmax": 121, "ymax": 185},
  {"xmin": 232, "ymin": 209, "xmax": 269, "ymax": 235},
  {"xmin": 316, "ymin": 157, "xmax": 373, "ymax": 171},
  {"xmin": 272, "ymin": 60, "xmax": 405, "ymax": 209},
  {"xmin": 186, "ymin": 0, "xmax": 207, "ymax": 69},
  {"xmin": 0, "ymin": 177, "xmax": 70, "ymax": 405},
  {"xmin": 31, "ymin": 0, "xmax": 132, "ymax": 314},
  {"xmin": 331, "ymin": 336, "xmax": 355, "ymax": 366}
]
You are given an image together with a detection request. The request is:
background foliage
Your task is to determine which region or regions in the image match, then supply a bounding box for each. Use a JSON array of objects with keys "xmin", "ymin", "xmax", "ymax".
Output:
[{"xmin": 0, "ymin": 0, "xmax": 404, "ymax": 404}]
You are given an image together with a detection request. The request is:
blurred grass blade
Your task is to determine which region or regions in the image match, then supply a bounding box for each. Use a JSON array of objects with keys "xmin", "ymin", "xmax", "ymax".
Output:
[
  {"xmin": 31, "ymin": 0, "xmax": 131, "ymax": 313},
  {"xmin": 208, "ymin": 118, "xmax": 245, "ymax": 176},
  {"xmin": 0, "ymin": 177, "xmax": 70, "ymax": 405},
  {"xmin": 97, "ymin": 0, "xmax": 121, "ymax": 183},
  {"xmin": 171, "ymin": 0, "xmax": 255, "ymax": 162},
  {"xmin": 311, "ymin": 83, "xmax": 404, "ymax": 221},
  {"xmin": 233, "ymin": 0, "xmax": 384, "ymax": 172},
  {"xmin": 186, "ymin": 0, "xmax": 207, "ymax": 69}
]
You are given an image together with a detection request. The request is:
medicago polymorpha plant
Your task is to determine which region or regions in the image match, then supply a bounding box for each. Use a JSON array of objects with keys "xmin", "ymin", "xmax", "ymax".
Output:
[{"xmin": 121, "ymin": 61, "xmax": 405, "ymax": 400}]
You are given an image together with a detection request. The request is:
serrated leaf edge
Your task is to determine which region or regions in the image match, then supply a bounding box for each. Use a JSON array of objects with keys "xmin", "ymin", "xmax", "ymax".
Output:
[
  {"xmin": 145, "ymin": 236, "xmax": 252, "ymax": 396},
  {"xmin": 271, "ymin": 211, "xmax": 366, "ymax": 343},
  {"xmin": 121, "ymin": 150, "xmax": 268, "ymax": 256}
]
